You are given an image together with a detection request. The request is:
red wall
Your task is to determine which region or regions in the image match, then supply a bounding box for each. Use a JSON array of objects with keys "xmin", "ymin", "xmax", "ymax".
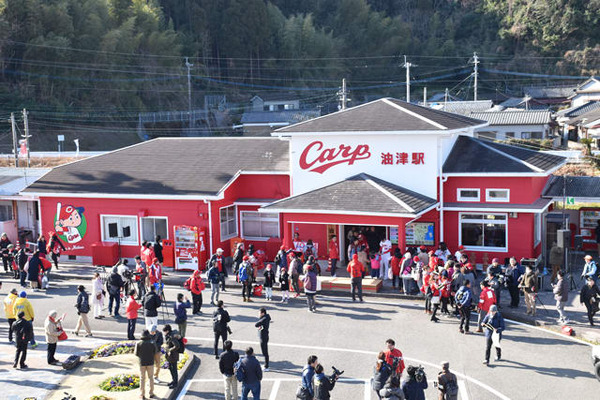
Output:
[
  {"xmin": 39, "ymin": 196, "xmax": 210, "ymax": 258},
  {"xmin": 209, "ymin": 174, "xmax": 290, "ymax": 257},
  {"xmin": 444, "ymin": 176, "xmax": 549, "ymax": 203}
]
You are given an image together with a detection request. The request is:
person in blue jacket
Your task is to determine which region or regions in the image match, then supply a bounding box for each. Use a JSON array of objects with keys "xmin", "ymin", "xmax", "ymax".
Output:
[
  {"xmin": 300, "ymin": 355, "xmax": 318, "ymax": 399},
  {"xmin": 482, "ymin": 304, "xmax": 505, "ymax": 365},
  {"xmin": 455, "ymin": 280, "xmax": 473, "ymax": 334}
]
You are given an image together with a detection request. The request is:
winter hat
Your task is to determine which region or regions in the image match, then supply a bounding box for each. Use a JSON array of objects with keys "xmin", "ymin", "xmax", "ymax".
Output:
[
  {"xmin": 152, "ymin": 258, "xmax": 159, "ymax": 264},
  {"xmin": 216, "ymin": 248, "xmax": 224, "ymax": 254},
  {"xmin": 489, "ymin": 305, "xmax": 498, "ymax": 313},
  {"xmin": 492, "ymin": 258, "xmax": 500, "ymax": 263},
  {"xmin": 458, "ymin": 245, "xmax": 465, "ymax": 250},
  {"xmin": 419, "ymin": 245, "xmax": 427, "ymax": 251},
  {"xmin": 413, "ymin": 256, "xmax": 420, "ymax": 262},
  {"xmin": 150, "ymin": 325, "xmax": 158, "ymax": 333},
  {"xmin": 441, "ymin": 361, "xmax": 450, "ymax": 371},
  {"xmin": 10, "ymin": 288, "xmax": 18, "ymax": 294},
  {"xmin": 280, "ymin": 245, "xmax": 285, "ymax": 250},
  {"xmin": 243, "ymin": 255, "xmax": 250, "ymax": 261},
  {"xmin": 352, "ymin": 254, "xmax": 358, "ymax": 261},
  {"xmin": 19, "ymin": 291, "xmax": 27, "ymax": 298}
]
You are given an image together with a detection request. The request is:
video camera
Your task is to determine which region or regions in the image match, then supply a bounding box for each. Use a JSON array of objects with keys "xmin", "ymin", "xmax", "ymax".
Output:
[
  {"xmin": 331, "ymin": 366, "xmax": 344, "ymax": 381},
  {"xmin": 391, "ymin": 356, "xmax": 402, "ymax": 371}
]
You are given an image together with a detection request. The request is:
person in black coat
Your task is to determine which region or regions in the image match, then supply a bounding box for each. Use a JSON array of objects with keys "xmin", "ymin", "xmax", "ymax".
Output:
[
  {"xmin": 219, "ymin": 340, "xmax": 240, "ymax": 400},
  {"xmin": 213, "ymin": 300, "xmax": 231, "ymax": 358},
  {"xmin": 314, "ymin": 363, "xmax": 337, "ymax": 400},
  {"xmin": 107, "ymin": 266, "xmax": 125, "ymax": 317},
  {"xmin": 27, "ymin": 251, "xmax": 41, "ymax": 290},
  {"xmin": 16, "ymin": 247, "xmax": 29, "ymax": 287},
  {"xmin": 153, "ymin": 235, "xmax": 163, "ymax": 264},
  {"xmin": 255, "ymin": 307, "xmax": 271, "ymax": 371},
  {"xmin": 12, "ymin": 311, "xmax": 33, "ymax": 369},
  {"xmin": 580, "ymin": 276, "xmax": 600, "ymax": 326},
  {"xmin": 1, "ymin": 232, "xmax": 12, "ymax": 272}
]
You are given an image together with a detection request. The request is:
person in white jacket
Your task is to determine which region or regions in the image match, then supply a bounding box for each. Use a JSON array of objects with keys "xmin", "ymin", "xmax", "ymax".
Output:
[
  {"xmin": 379, "ymin": 238, "xmax": 392, "ymax": 281},
  {"xmin": 91, "ymin": 272, "xmax": 105, "ymax": 319}
]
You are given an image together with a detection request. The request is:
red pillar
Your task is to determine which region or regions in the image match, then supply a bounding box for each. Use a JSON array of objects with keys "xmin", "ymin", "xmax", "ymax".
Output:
[
  {"xmin": 398, "ymin": 219, "xmax": 406, "ymax": 252},
  {"xmin": 282, "ymin": 214, "xmax": 293, "ymax": 249}
]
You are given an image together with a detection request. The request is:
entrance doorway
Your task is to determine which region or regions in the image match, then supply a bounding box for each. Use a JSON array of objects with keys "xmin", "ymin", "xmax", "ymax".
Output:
[{"xmin": 342, "ymin": 225, "xmax": 388, "ymax": 263}]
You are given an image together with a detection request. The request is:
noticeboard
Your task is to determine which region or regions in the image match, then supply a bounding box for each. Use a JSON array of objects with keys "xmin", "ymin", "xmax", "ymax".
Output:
[{"xmin": 406, "ymin": 222, "xmax": 435, "ymax": 246}]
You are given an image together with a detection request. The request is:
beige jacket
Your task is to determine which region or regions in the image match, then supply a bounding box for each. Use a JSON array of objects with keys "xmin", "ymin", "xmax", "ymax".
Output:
[{"xmin": 45, "ymin": 317, "xmax": 61, "ymax": 344}]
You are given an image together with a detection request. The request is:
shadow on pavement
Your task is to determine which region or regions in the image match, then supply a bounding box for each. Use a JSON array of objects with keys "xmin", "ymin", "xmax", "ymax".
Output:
[{"xmin": 490, "ymin": 359, "xmax": 594, "ymax": 379}]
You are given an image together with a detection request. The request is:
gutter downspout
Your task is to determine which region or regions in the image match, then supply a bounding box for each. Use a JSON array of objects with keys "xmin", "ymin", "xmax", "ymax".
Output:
[
  {"xmin": 204, "ymin": 200, "xmax": 213, "ymax": 256},
  {"xmin": 438, "ymin": 136, "xmax": 444, "ymax": 243}
]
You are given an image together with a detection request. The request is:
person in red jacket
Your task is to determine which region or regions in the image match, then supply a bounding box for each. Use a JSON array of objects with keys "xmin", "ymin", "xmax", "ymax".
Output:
[
  {"xmin": 148, "ymin": 258, "xmax": 163, "ymax": 295},
  {"xmin": 384, "ymin": 338, "xmax": 405, "ymax": 376},
  {"xmin": 347, "ymin": 254, "xmax": 365, "ymax": 302},
  {"xmin": 428, "ymin": 251, "xmax": 438, "ymax": 271},
  {"xmin": 476, "ymin": 281, "xmax": 497, "ymax": 333},
  {"xmin": 440, "ymin": 274, "xmax": 452, "ymax": 315},
  {"xmin": 429, "ymin": 273, "xmax": 441, "ymax": 323},
  {"xmin": 391, "ymin": 249, "xmax": 401, "ymax": 289},
  {"xmin": 185, "ymin": 270, "xmax": 205, "ymax": 315},
  {"xmin": 125, "ymin": 289, "xmax": 142, "ymax": 340},
  {"xmin": 328, "ymin": 235, "xmax": 340, "ymax": 277}
]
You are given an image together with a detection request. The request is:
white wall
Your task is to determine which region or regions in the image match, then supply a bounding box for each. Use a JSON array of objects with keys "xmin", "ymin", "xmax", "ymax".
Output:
[{"xmin": 290, "ymin": 133, "xmax": 441, "ymax": 198}]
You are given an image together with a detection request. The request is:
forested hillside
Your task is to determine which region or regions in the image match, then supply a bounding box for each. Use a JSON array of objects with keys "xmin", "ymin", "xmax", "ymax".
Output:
[{"xmin": 0, "ymin": 0, "xmax": 598, "ymax": 150}]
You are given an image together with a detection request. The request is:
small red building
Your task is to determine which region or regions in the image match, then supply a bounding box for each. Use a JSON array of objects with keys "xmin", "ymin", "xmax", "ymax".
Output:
[{"xmin": 24, "ymin": 99, "xmax": 566, "ymax": 268}]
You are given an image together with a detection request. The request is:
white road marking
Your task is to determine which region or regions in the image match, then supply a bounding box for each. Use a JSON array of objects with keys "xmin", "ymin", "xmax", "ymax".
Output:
[
  {"xmin": 175, "ymin": 380, "xmax": 192, "ymax": 400},
  {"xmin": 459, "ymin": 379, "xmax": 469, "ymax": 400},
  {"xmin": 269, "ymin": 380, "xmax": 281, "ymax": 400},
  {"xmin": 364, "ymin": 379, "xmax": 371, "ymax": 400}
]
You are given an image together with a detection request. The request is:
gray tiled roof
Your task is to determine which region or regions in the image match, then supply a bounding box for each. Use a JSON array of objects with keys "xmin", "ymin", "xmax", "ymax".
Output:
[
  {"xmin": 524, "ymin": 85, "xmax": 577, "ymax": 99},
  {"xmin": 557, "ymin": 101, "xmax": 600, "ymax": 118},
  {"xmin": 567, "ymin": 108, "xmax": 600, "ymax": 126},
  {"xmin": 24, "ymin": 138, "xmax": 289, "ymax": 196},
  {"xmin": 241, "ymin": 110, "xmax": 320, "ymax": 124},
  {"xmin": 263, "ymin": 174, "xmax": 437, "ymax": 215},
  {"xmin": 443, "ymin": 136, "xmax": 566, "ymax": 174},
  {"xmin": 469, "ymin": 110, "xmax": 552, "ymax": 125},
  {"xmin": 434, "ymin": 100, "xmax": 493, "ymax": 116},
  {"xmin": 275, "ymin": 98, "xmax": 485, "ymax": 133},
  {"xmin": 543, "ymin": 175, "xmax": 600, "ymax": 199}
]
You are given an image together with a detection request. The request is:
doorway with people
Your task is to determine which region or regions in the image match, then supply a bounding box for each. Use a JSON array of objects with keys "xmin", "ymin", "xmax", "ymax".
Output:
[{"xmin": 342, "ymin": 225, "xmax": 388, "ymax": 263}]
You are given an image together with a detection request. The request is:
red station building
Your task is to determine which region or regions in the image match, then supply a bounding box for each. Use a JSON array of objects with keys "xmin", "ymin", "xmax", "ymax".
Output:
[{"xmin": 24, "ymin": 99, "xmax": 566, "ymax": 269}]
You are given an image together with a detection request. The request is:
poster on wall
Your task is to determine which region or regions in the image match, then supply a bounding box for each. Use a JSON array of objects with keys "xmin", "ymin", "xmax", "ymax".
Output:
[
  {"xmin": 390, "ymin": 227, "xmax": 399, "ymax": 245},
  {"xmin": 405, "ymin": 222, "xmax": 435, "ymax": 246},
  {"xmin": 53, "ymin": 202, "xmax": 87, "ymax": 250}
]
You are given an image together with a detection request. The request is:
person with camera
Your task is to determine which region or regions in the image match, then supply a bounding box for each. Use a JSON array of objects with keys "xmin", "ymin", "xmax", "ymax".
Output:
[
  {"xmin": 174, "ymin": 293, "xmax": 192, "ymax": 338},
  {"xmin": 379, "ymin": 376, "xmax": 404, "ymax": 399},
  {"xmin": 298, "ymin": 355, "xmax": 318, "ymax": 399},
  {"xmin": 482, "ymin": 305, "xmax": 505, "ymax": 365},
  {"xmin": 402, "ymin": 365, "xmax": 428, "ymax": 400},
  {"xmin": 504, "ymin": 257, "xmax": 522, "ymax": 308},
  {"xmin": 107, "ymin": 265, "xmax": 125, "ymax": 317},
  {"xmin": 372, "ymin": 351, "xmax": 392, "ymax": 399},
  {"xmin": 314, "ymin": 363, "xmax": 341, "ymax": 400},
  {"xmin": 455, "ymin": 279, "xmax": 473, "ymax": 334},
  {"xmin": 143, "ymin": 285, "xmax": 162, "ymax": 331},
  {"xmin": 254, "ymin": 307, "xmax": 271, "ymax": 371},
  {"xmin": 436, "ymin": 361, "xmax": 458, "ymax": 400},
  {"xmin": 134, "ymin": 256, "xmax": 148, "ymax": 300},
  {"xmin": 213, "ymin": 300, "xmax": 231, "ymax": 359},
  {"xmin": 384, "ymin": 339, "xmax": 405, "ymax": 377},
  {"xmin": 162, "ymin": 324, "xmax": 180, "ymax": 389},
  {"xmin": 518, "ymin": 265, "xmax": 537, "ymax": 316}
]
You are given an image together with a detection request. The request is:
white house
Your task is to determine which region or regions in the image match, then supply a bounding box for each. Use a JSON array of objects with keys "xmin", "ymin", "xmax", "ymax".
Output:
[
  {"xmin": 570, "ymin": 77, "xmax": 600, "ymax": 108},
  {"xmin": 469, "ymin": 110, "xmax": 554, "ymax": 141}
]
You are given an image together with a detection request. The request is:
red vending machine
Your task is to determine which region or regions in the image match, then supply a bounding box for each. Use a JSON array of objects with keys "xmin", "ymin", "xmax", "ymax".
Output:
[{"xmin": 174, "ymin": 225, "xmax": 199, "ymax": 271}]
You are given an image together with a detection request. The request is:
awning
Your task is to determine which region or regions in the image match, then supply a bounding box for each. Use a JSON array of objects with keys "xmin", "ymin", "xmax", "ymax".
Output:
[
  {"xmin": 262, "ymin": 173, "xmax": 438, "ymax": 218},
  {"xmin": 443, "ymin": 198, "xmax": 552, "ymax": 213}
]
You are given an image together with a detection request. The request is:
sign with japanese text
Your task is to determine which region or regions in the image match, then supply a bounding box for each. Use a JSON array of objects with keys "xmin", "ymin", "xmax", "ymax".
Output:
[{"xmin": 291, "ymin": 134, "xmax": 439, "ymax": 198}]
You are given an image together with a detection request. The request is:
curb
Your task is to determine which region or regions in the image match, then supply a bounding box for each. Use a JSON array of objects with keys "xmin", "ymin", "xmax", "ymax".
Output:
[{"xmin": 168, "ymin": 351, "xmax": 198, "ymax": 400}]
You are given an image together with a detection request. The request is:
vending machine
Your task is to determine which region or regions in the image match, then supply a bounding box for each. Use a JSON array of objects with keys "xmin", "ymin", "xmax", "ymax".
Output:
[{"xmin": 174, "ymin": 225, "xmax": 199, "ymax": 271}]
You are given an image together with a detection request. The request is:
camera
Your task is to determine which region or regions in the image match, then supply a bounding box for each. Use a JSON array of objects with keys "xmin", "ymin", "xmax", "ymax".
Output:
[
  {"xmin": 391, "ymin": 356, "xmax": 402, "ymax": 370},
  {"xmin": 407, "ymin": 365, "xmax": 426, "ymax": 383},
  {"xmin": 331, "ymin": 366, "xmax": 344, "ymax": 380}
]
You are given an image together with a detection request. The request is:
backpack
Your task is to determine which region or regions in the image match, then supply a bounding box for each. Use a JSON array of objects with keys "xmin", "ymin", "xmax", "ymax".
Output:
[
  {"xmin": 455, "ymin": 289, "xmax": 465, "ymax": 303},
  {"xmin": 239, "ymin": 265, "xmax": 249, "ymax": 282},
  {"xmin": 234, "ymin": 358, "xmax": 245, "ymax": 382},
  {"xmin": 79, "ymin": 294, "xmax": 90, "ymax": 313},
  {"xmin": 183, "ymin": 278, "xmax": 192, "ymax": 290},
  {"xmin": 444, "ymin": 378, "xmax": 459, "ymax": 400},
  {"xmin": 176, "ymin": 335, "xmax": 185, "ymax": 354}
]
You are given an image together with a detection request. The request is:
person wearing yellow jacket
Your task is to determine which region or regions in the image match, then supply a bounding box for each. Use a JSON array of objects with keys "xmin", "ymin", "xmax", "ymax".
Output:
[
  {"xmin": 13, "ymin": 291, "xmax": 36, "ymax": 347},
  {"xmin": 3, "ymin": 288, "xmax": 18, "ymax": 343}
]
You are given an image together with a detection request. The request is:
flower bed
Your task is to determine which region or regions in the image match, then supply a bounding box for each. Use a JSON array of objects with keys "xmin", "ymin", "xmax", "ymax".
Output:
[
  {"xmin": 99, "ymin": 374, "xmax": 140, "ymax": 392},
  {"xmin": 91, "ymin": 341, "xmax": 189, "ymax": 370},
  {"xmin": 91, "ymin": 395, "xmax": 115, "ymax": 400}
]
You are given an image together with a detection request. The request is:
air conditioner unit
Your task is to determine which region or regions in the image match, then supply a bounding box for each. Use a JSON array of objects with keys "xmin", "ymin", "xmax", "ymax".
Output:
[{"xmin": 509, "ymin": 212, "xmax": 518, "ymax": 218}]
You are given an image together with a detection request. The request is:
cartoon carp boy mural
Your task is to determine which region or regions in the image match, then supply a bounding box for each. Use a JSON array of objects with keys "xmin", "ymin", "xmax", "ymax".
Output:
[{"xmin": 54, "ymin": 203, "xmax": 87, "ymax": 244}]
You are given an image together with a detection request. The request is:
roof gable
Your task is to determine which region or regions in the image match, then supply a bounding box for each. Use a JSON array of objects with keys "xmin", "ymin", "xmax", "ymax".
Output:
[
  {"xmin": 24, "ymin": 138, "xmax": 289, "ymax": 197},
  {"xmin": 443, "ymin": 136, "xmax": 565, "ymax": 174},
  {"xmin": 263, "ymin": 173, "xmax": 436, "ymax": 215},
  {"xmin": 274, "ymin": 98, "xmax": 485, "ymax": 134}
]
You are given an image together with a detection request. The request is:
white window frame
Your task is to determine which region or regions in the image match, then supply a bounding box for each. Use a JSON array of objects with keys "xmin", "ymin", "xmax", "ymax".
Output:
[
  {"xmin": 486, "ymin": 188, "xmax": 510, "ymax": 203},
  {"xmin": 0, "ymin": 203, "xmax": 14, "ymax": 222},
  {"xmin": 139, "ymin": 216, "xmax": 169, "ymax": 243},
  {"xmin": 219, "ymin": 205, "xmax": 238, "ymax": 241},
  {"xmin": 459, "ymin": 212, "xmax": 508, "ymax": 252},
  {"xmin": 457, "ymin": 188, "xmax": 480, "ymax": 202},
  {"xmin": 534, "ymin": 213, "xmax": 541, "ymax": 246},
  {"xmin": 240, "ymin": 211, "xmax": 280, "ymax": 241},
  {"xmin": 100, "ymin": 214, "xmax": 139, "ymax": 245}
]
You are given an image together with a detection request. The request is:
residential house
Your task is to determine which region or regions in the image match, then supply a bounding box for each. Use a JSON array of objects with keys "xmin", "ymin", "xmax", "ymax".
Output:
[
  {"xmin": 569, "ymin": 77, "xmax": 600, "ymax": 108},
  {"xmin": 469, "ymin": 110, "xmax": 554, "ymax": 141}
]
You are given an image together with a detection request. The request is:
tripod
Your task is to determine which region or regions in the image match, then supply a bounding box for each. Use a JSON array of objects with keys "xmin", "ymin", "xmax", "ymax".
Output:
[
  {"xmin": 534, "ymin": 293, "xmax": 551, "ymax": 316},
  {"xmin": 158, "ymin": 282, "xmax": 170, "ymax": 324},
  {"xmin": 566, "ymin": 247, "xmax": 579, "ymax": 291}
]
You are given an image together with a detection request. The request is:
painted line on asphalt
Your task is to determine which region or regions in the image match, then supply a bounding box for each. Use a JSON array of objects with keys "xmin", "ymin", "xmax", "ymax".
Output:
[
  {"xmin": 269, "ymin": 379, "xmax": 281, "ymax": 400},
  {"xmin": 458, "ymin": 379, "xmax": 470, "ymax": 400},
  {"xmin": 175, "ymin": 380, "xmax": 192, "ymax": 400},
  {"xmin": 363, "ymin": 379, "xmax": 370, "ymax": 400}
]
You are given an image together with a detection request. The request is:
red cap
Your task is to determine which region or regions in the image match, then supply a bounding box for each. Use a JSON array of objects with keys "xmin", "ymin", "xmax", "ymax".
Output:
[
  {"xmin": 243, "ymin": 255, "xmax": 250, "ymax": 261},
  {"xmin": 152, "ymin": 257, "xmax": 159, "ymax": 264},
  {"xmin": 458, "ymin": 245, "xmax": 465, "ymax": 250},
  {"xmin": 492, "ymin": 258, "xmax": 500, "ymax": 263},
  {"xmin": 413, "ymin": 256, "xmax": 420, "ymax": 262},
  {"xmin": 280, "ymin": 245, "xmax": 285, "ymax": 250},
  {"xmin": 419, "ymin": 245, "xmax": 426, "ymax": 251}
]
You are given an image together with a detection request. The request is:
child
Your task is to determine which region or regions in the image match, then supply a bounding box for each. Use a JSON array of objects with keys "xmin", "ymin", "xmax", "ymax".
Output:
[
  {"xmin": 370, "ymin": 253, "xmax": 381, "ymax": 278},
  {"xmin": 391, "ymin": 248, "xmax": 401, "ymax": 288},
  {"xmin": 263, "ymin": 264, "xmax": 275, "ymax": 301},
  {"xmin": 279, "ymin": 267, "xmax": 290, "ymax": 303}
]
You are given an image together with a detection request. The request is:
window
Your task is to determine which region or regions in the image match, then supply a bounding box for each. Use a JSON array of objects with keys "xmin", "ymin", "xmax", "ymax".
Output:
[
  {"xmin": 457, "ymin": 188, "xmax": 480, "ymax": 202},
  {"xmin": 241, "ymin": 211, "xmax": 279, "ymax": 240},
  {"xmin": 141, "ymin": 217, "xmax": 168, "ymax": 243},
  {"xmin": 486, "ymin": 189, "xmax": 510, "ymax": 202},
  {"xmin": 460, "ymin": 213, "xmax": 507, "ymax": 251},
  {"xmin": 101, "ymin": 215, "xmax": 138, "ymax": 245},
  {"xmin": 220, "ymin": 205, "xmax": 237, "ymax": 240},
  {"xmin": 534, "ymin": 213, "xmax": 541, "ymax": 245},
  {"xmin": 506, "ymin": 132, "xmax": 515, "ymax": 138},
  {"xmin": 477, "ymin": 131, "xmax": 496, "ymax": 140},
  {"xmin": 0, "ymin": 204, "xmax": 13, "ymax": 221}
]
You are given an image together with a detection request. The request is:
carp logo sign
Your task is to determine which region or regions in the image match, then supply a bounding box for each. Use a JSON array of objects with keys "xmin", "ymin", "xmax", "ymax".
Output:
[
  {"xmin": 299, "ymin": 140, "xmax": 371, "ymax": 174},
  {"xmin": 53, "ymin": 203, "xmax": 87, "ymax": 244}
]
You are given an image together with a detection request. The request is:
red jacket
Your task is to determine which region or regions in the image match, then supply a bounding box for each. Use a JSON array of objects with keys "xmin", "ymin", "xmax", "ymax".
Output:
[
  {"xmin": 186, "ymin": 273, "xmax": 205, "ymax": 295},
  {"xmin": 384, "ymin": 348, "xmax": 406, "ymax": 375},
  {"xmin": 328, "ymin": 240, "xmax": 339, "ymax": 259},
  {"xmin": 148, "ymin": 264, "xmax": 162, "ymax": 285},
  {"xmin": 429, "ymin": 278, "xmax": 440, "ymax": 297},
  {"xmin": 391, "ymin": 256, "xmax": 401, "ymax": 276},
  {"xmin": 440, "ymin": 277, "xmax": 451, "ymax": 298},
  {"xmin": 479, "ymin": 287, "xmax": 497, "ymax": 312},
  {"xmin": 346, "ymin": 254, "xmax": 364, "ymax": 278},
  {"xmin": 125, "ymin": 296, "xmax": 141, "ymax": 319}
]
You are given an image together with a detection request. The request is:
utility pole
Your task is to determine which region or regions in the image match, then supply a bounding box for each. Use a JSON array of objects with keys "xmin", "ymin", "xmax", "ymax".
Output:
[
  {"xmin": 185, "ymin": 57, "xmax": 194, "ymax": 130},
  {"xmin": 444, "ymin": 88, "xmax": 449, "ymax": 105},
  {"xmin": 10, "ymin": 113, "xmax": 18, "ymax": 167},
  {"xmin": 337, "ymin": 78, "xmax": 348, "ymax": 110},
  {"xmin": 22, "ymin": 109, "xmax": 31, "ymax": 167},
  {"xmin": 471, "ymin": 52, "xmax": 480, "ymax": 101},
  {"xmin": 423, "ymin": 87, "xmax": 427, "ymax": 107},
  {"xmin": 402, "ymin": 55, "xmax": 415, "ymax": 103}
]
